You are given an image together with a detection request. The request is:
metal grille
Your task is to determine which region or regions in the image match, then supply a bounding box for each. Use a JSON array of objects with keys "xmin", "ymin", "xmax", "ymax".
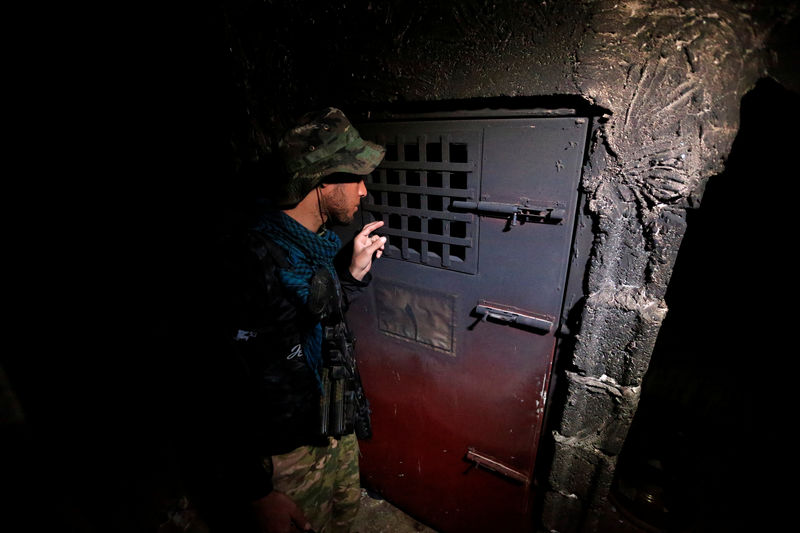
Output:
[{"xmin": 361, "ymin": 130, "xmax": 481, "ymax": 274}]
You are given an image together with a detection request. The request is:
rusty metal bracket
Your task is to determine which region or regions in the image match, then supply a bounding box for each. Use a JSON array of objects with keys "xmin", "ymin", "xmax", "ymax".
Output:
[{"xmin": 465, "ymin": 447, "xmax": 530, "ymax": 483}]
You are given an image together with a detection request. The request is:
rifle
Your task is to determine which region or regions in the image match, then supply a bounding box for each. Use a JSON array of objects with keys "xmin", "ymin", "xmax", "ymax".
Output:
[{"xmin": 319, "ymin": 322, "xmax": 372, "ymax": 440}]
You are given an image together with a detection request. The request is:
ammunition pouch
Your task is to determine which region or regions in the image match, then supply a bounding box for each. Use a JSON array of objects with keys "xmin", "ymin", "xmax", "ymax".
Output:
[{"xmin": 319, "ymin": 322, "xmax": 372, "ymax": 440}]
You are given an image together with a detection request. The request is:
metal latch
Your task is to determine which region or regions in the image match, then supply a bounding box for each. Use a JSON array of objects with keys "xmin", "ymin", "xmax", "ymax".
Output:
[
  {"xmin": 450, "ymin": 200, "xmax": 565, "ymax": 228},
  {"xmin": 475, "ymin": 300, "xmax": 554, "ymax": 333}
]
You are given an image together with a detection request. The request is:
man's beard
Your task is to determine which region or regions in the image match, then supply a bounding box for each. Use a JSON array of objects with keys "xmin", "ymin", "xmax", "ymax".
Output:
[
  {"xmin": 323, "ymin": 188, "xmax": 357, "ymax": 226},
  {"xmin": 325, "ymin": 208, "xmax": 355, "ymax": 226}
]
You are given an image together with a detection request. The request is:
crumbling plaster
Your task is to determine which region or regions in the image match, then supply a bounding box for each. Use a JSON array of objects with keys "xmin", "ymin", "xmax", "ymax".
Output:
[{"xmin": 216, "ymin": 0, "xmax": 798, "ymax": 530}]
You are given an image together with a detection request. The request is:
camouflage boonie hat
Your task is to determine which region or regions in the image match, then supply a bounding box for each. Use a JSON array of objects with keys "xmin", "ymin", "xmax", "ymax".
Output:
[{"xmin": 277, "ymin": 107, "xmax": 385, "ymax": 205}]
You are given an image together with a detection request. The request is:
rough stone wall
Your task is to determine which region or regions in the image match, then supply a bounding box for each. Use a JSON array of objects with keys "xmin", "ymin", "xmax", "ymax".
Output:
[
  {"xmin": 211, "ymin": 1, "xmax": 797, "ymax": 531},
  {"xmin": 544, "ymin": 2, "xmax": 775, "ymax": 530}
]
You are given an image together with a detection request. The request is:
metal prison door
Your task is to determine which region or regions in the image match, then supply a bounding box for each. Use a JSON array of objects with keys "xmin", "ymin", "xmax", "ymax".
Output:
[{"xmin": 338, "ymin": 112, "xmax": 588, "ymax": 532}]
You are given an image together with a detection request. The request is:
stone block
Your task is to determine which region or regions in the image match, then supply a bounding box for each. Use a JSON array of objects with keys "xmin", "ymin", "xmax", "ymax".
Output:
[
  {"xmin": 547, "ymin": 434, "xmax": 603, "ymax": 500},
  {"xmin": 558, "ymin": 374, "xmax": 616, "ymax": 438},
  {"xmin": 544, "ymin": 437, "xmax": 619, "ymax": 531},
  {"xmin": 556, "ymin": 371, "xmax": 641, "ymax": 455},
  {"xmin": 540, "ymin": 491, "xmax": 583, "ymax": 533},
  {"xmin": 571, "ymin": 285, "xmax": 666, "ymax": 386}
]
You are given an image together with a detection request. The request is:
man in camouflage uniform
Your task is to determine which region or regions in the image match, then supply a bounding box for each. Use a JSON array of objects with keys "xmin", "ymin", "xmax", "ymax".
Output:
[{"xmin": 216, "ymin": 107, "xmax": 386, "ymax": 533}]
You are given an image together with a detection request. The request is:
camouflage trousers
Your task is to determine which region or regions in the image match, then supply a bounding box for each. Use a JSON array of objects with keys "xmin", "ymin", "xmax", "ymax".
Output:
[{"xmin": 269, "ymin": 433, "xmax": 360, "ymax": 533}]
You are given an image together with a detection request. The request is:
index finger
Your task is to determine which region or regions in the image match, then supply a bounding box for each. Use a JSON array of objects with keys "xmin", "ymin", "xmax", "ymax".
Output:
[{"xmin": 359, "ymin": 220, "xmax": 384, "ymax": 237}]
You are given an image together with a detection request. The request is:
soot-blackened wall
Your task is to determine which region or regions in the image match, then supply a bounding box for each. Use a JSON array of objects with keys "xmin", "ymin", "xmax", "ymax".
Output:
[
  {"xmin": 184, "ymin": 1, "xmax": 799, "ymax": 531},
  {"xmin": 607, "ymin": 76, "xmax": 797, "ymax": 532},
  {"xmin": 2, "ymin": 2, "xmax": 796, "ymax": 532},
  {"xmin": 194, "ymin": 2, "xmax": 796, "ymax": 531}
]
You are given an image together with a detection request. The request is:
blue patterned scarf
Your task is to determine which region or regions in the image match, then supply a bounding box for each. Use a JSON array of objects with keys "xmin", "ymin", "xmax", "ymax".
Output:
[{"xmin": 253, "ymin": 211, "xmax": 342, "ymax": 389}]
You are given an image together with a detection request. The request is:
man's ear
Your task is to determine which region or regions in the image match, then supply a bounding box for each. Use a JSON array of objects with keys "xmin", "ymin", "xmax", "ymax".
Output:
[{"xmin": 317, "ymin": 183, "xmax": 334, "ymax": 205}]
